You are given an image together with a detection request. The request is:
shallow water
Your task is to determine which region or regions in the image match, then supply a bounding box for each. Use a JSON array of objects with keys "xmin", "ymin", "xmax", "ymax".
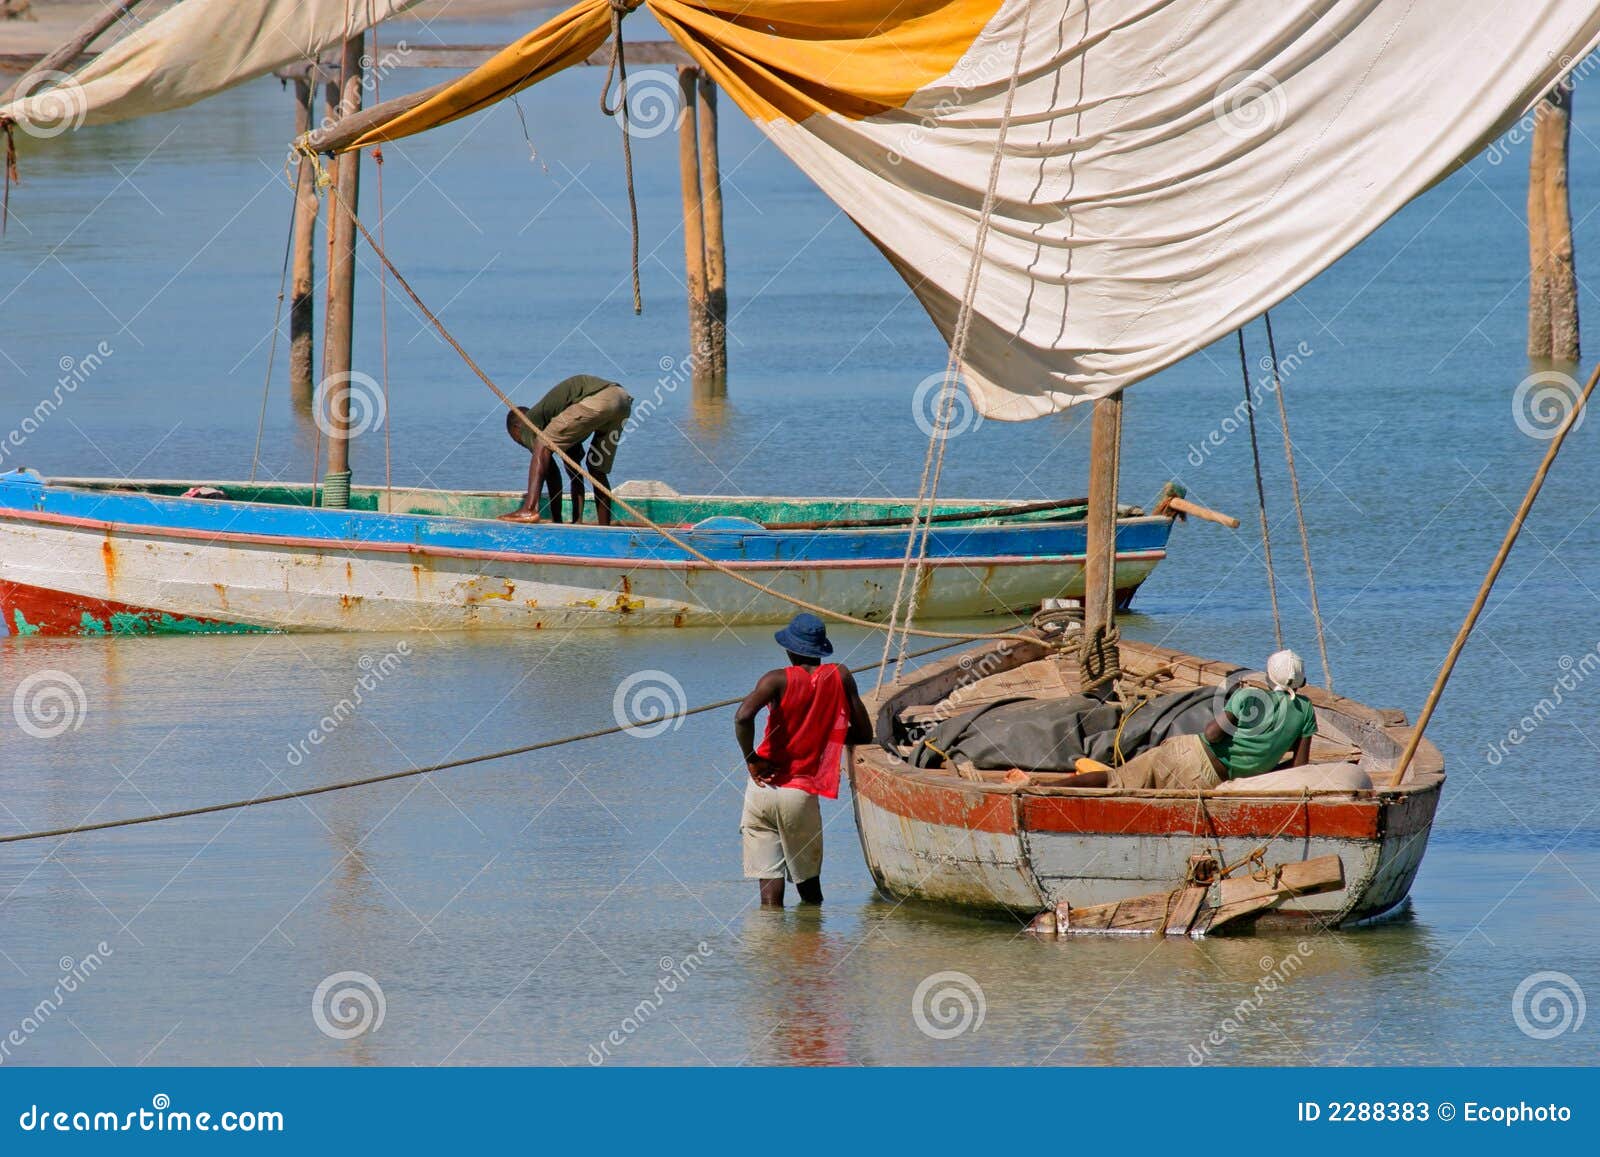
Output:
[{"xmin": 1, "ymin": 15, "xmax": 1598, "ymax": 1066}]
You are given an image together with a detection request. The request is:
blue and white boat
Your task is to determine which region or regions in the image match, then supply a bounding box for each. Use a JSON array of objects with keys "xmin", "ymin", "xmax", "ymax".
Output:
[{"xmin": 0, "ymin": 471, "xmax": 1178, "ymax": 636}]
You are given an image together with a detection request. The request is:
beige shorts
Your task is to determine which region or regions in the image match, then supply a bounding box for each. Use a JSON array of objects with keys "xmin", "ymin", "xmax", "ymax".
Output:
[
  {"xmin": 539, "ymin": 384, "xmax": 633, "ymax": 473},
  {"xmin": 741, "ymin": 780, "xmax": 823, "ymax": 881},
  {"xmin": 1108, "ymin": 733, "xmax": 1223, "ymax": 792}
]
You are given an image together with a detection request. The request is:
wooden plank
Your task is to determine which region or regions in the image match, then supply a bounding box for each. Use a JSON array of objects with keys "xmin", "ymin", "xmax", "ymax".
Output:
[
  {"xmin": 1215, "ymin": 854, "xmax": 1344, "ymax": 908},
  {"xmin": 1163, "ymin": 883, "xmax": 1207, "ymax": 935}
]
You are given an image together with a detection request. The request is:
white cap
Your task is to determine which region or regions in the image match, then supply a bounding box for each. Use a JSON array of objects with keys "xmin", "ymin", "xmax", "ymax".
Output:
[{"xmin": 1266, "ymin": 649, "xmax": 1306, "ymax": 696}]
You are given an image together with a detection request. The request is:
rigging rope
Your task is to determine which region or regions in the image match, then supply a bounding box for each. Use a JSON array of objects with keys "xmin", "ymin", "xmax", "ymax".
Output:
[
  {"xmin": 249, "ymin": 179, "xmax": 299, "ymax": 484},
  {"xmin": 1237, "ymin": 328, "xmax": 1283, "ymax": 649},
  {"xmin": 1263, "ymin": 311, "xmax": 1332, "ymax": 690},
  {"xmin": 370, "ymin": 6, "xmax": 395, "ymax": 508},
  {"xmin": 878, "ymin": 8, "xmax": 1036, "ymax": 685},
  {"xmin": 305, "ymin": 165, "xmax": 1037, "ymax": 648},
  {"xmin": 599, "ymin": 0, "xmax": 643, "ymax": 314},
  {"xmin": 1393, "ymin": 355, "xmax": 1600, "ymax": 784},
  {"xmin": 0, "ymin": 640, "xmax": 969, "ymax": 846}
]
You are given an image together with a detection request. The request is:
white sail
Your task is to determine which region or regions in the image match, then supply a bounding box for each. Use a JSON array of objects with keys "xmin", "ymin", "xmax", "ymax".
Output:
[
  {"xmin": 329, "ymin": 0, "xmax": 1600, "ymax": 417},
  {"xmin": 0, "ymin": 0, "xmax": 421, "ymax": 131}
]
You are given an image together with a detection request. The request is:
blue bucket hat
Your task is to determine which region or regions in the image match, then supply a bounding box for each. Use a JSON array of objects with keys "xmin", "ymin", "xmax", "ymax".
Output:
[{"xmin": 774, "ymin": 612, "xmax": 833, "ymax": 658}]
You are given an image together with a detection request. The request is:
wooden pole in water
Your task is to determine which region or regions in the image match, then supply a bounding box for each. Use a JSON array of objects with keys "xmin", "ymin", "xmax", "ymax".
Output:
[
  {"xmin": 1544, "ymin": 85, "xmax": 1579, "ymax": 362},
  {"xmin": 1083, "ymin": 392, "xmax": 1124, "ymax": 642},
  {"xmin": 321, "ymin": 36, "xmax": 364, "ymax": 508},
  {"xmin": 1528, "ymin": 100, "xmax": 1551, "ymax": 359},
  {"xmin": 1, "ymin": 0, "xmax": 145, "ymax": 104},
  {"xmin": 288, "ymin": 75, "xmax": 319, "ymax": 405},
  {"xmin": 677, "ymin": 67, "xmax": 709, "ymax": 370},
  {"xmin": 1392, "ymin": 355, "xmax": 1600, "ymax": 785},
  {"xmin": 1529, "ymin": 85, "xmax": 1579, "ymax": 362},
  {"xmin": 696, "ymin": 72, "xmax": 727, "ymax": 380}
]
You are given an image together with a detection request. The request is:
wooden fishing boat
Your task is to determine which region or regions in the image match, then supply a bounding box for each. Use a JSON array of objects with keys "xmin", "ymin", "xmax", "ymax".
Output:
[
  {"xmin": 851, "ymin": 627, "xmax": 1444, "ymax": 932},
  {"xmin": 0, "ymin": 470, "xmax": 1179, "ymax": 636}
]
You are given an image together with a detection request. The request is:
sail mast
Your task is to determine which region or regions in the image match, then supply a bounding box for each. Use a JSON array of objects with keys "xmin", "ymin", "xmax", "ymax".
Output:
[
  {"xmin": 321, "ymin": 34, "xmax": 364, "ymax": 509},
  {"xmin": 1082, "ymin": 391, "xmax": 1123, "ymax": 677}
]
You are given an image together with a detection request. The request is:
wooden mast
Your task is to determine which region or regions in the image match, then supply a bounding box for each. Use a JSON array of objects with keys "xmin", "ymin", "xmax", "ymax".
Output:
[
  {"xmin": 1529, "ymin": 84, "xmax": 1579, "ymax": 362},
  {"xmin": 696, "ymin": 72, "xmax": 728, "ymax": 381},
  {"xmin": 1082, "ymin": 391, "xmax": 1123, "ymax": 685},
  {"xmin": 321, "ymin": 35, "xmax": 364, "ymax": 508},
  {"xmin": 289, "ymin": 72, "xmax": 320, "ymax": 406}
]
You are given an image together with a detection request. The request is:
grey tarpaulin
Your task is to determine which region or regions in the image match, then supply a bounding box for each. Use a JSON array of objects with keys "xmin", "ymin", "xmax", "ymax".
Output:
[{"xmin": 910, "ymin": 688, "xmax": 1219, "ymax": 772}]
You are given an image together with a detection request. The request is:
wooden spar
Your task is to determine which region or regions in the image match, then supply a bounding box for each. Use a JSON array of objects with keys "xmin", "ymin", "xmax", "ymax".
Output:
[
  {"xmin": 288, "ymin": 76, "xmax": 319, "ymax": 405},
  {"xmin": 295, "ymin": 42, "xmax": 691, "ymax": 154},
  {"xmin": 696, "ymin": 72, "xmax": 728, "ymax": 379},
  {"xmin": 320, "ymin": 35, "xmax": 364, "ymax": 508},
  {"xmin": 677, "ymin": 67, "xmax": 710, "ymax": 370},
  {"xmin": 0, "ymin": 0, "xmax": 146, "ymax": 105},
  {"xmin": 1155, "ymin": 493, "xmax": 1240, "ymax": 528},
  {"xmin": 1392, "ymin": 355, "xmax": 1600, "ymax": 785},
  {"xmin": 1083, "ymin": 392, "xmax": 1124, "ymax": 645},
  {"xmin": 1539, "ymin": 85, "xmax": 1579, "ymax": 361}
]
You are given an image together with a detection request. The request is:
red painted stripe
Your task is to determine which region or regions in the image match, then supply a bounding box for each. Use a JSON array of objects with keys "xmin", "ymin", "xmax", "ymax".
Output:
[
  {"xmin": 0, "ymin": 578, "xmax": 255, "ymax": 636},
  {"xmin": 854, "ymin": 757, "xmax": 1392, "ymax": 840},
  {"xmin": 852, "ymin": 759, "xmax": 1016, "ymax": 834},
  {"xmin": 0, "ymin": 508, "xmax": 1165, "ymax": 572},
  {"xmin": 1020, "ymin": 793, "xmax": 1383, "ymax": 840}
]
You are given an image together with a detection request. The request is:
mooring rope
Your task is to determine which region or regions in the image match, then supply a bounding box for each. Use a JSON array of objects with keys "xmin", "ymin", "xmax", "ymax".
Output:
[
  {"xmin": 0, "ymin": 640, "xmax": 968, "ymax": 846},
  {"xmin": 1263, "ymin": 311, "xmax": 1332, "ymax": 690},
  {"xmin": 599, "ymin": 0, "xmax": 643, "ymax": 314},
  {"xmin": 304, "ymin": 166, "xmax": 1037, "ymax": 648},
  {"xmin": 1237, "ymin": 328, "xmax": 1283, "ymax": 649}
]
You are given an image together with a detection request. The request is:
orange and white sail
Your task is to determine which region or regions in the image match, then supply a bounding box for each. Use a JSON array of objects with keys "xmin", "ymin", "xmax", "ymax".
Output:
[
  {"xmin": 0, "ymin": 0, "xmax": 420, "ymax": 132},
  {"xmin": 335, "ymin": 0, "xmax": 1600, "ymax": 416}
]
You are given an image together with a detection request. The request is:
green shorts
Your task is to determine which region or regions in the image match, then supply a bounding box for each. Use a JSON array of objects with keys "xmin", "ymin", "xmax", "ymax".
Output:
[{"xmin": 512, "ymin": 384, "xmax": 633, "ymax": 473}]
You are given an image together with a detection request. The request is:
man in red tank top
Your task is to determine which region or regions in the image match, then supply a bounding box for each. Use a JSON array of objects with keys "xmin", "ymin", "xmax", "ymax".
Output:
[{"xmin": 734, "ymin": 613, "xmax": 872, "ymax": 907}]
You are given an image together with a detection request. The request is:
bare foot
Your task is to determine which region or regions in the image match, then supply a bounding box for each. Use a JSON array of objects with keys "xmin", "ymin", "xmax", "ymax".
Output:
[{"xmin": 496, "ymin": 510, "xmax": 541, "ymax": 523}]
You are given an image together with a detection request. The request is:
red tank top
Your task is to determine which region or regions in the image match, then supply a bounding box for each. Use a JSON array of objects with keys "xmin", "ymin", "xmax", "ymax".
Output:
[{"xmin": 754, "ymin": 664, "xmax": 848, "ymax": 798}]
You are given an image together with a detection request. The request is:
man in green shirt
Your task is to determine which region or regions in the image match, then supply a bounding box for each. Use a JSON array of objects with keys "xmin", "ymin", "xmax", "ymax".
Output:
[
  {"xmin": 1060, "ymin": 649, "xmax": 1317, "ymax": 790},
  {"xmin": 500, "ymin": 374, "xmax": 634, "ymax": 525}
]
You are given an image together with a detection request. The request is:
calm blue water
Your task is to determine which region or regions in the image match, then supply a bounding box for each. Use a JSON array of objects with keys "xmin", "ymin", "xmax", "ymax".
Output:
[{"xmin": 0, "ymin": 13, "xmax": 1597, "ymax": 1066}]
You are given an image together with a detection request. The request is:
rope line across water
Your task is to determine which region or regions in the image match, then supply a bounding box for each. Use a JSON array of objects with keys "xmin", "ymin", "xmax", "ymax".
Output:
[{"xmin": 0, "ymin": 641, "xmax": 970, "ymax": 846}]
